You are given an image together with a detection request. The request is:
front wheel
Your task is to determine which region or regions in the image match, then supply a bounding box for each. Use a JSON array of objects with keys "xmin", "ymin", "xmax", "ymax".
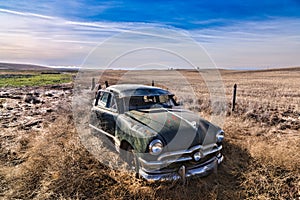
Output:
[{"xmin": 122, "ymin": 145, "xmax": 140, "ymax": 179}]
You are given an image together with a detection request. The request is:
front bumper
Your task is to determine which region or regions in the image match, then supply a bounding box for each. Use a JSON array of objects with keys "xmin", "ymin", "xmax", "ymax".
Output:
[{"xmin": 138, "ymin": 154, "xmax": 224, "ymax": 181}]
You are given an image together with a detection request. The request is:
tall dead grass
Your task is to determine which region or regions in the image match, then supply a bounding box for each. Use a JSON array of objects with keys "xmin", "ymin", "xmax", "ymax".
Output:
[
  {"xmin": 241, "ymin": 137, "xmax": 300, "ymax": 199},
  {"xmin": 1, "ymin": 68, "xmax": 299, "ymax": 199},
  {"xmin": 1, "ymin": 111, "xmax": 251, "ymax": 199}
]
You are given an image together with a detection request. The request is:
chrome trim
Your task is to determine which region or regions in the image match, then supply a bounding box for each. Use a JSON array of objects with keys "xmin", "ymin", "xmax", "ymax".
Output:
[
  {"xmin": 138, "ymin": 155, "xmax": 224, "ymax": 181},
  {"xmin": 138, "ymin": 145, "xmax": 222, "ymax": 167},
  {"xmin": 157, "ymin": 144, "xmax": 221, "ymax": 161},
  {"xmin": 216, "ymin": 130, "xmax": 225, "ymax": 143},
  {"xmin": 217, "ymin": 153, "xmax": 224, "ymax": 164},
  {"xmin": 178, "ymin": 165, "xmax": 186, "ymax": 182},
  {"xmin": 139, "ymin": 156, "xmax": 192, "ymax": 167},
  {"xmin": 89, "ymin": 124, "xmax": 114, "ymax": 138},
  {"xmin": 89, "ymin": 124, "xmax": 121, "ymax": 152},
  {"xmin": 217, "ymin": 129, "xmax": 225, "ymax": 135}
]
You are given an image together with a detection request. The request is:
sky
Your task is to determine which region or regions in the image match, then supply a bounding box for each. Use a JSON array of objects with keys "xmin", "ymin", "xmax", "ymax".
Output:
[{"xmin": 0, "ymin": 0, "xmax": 300, "ymax": 69}]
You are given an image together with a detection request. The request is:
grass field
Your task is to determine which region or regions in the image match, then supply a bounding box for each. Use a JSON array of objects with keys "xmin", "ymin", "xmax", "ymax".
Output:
[
  {"xmin": 0, "ymin": 68, "xmax": 299, "ymax": 199},
  {"xmin": 0, "ymin": 73, "xmax": 73, "ymax": 87}
]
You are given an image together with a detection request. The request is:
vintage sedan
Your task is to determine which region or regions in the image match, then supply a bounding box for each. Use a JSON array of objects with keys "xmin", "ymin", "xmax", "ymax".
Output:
[{"xmin": 89, "ymin": 84, "xmax": 224, "ymax": 181}]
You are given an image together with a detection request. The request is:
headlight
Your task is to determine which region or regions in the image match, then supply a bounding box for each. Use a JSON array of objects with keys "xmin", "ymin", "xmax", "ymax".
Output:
[
  {"xmin": 216, "ymin": 130, "xmax": 225, "ymax": 144},
  {"xmin": 149, "ymin": 139, "xmax": 163, "ymax": 155}
]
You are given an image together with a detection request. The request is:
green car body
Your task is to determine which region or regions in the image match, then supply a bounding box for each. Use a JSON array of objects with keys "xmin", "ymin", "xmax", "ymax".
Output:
[{"xmin": 89, "ymin": 84, "xmax": 224, "ymax": 181}]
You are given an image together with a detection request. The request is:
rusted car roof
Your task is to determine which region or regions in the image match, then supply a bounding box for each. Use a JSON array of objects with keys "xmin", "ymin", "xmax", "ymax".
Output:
[{"xmin": 107, "ymin": 84, "xmax": 172, "ymax": 98}]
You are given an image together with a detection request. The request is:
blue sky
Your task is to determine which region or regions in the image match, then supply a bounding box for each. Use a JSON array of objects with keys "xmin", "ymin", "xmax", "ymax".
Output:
[{"xmin": 0, "ymin": 0, "xmax": 300, "ymax": 69}]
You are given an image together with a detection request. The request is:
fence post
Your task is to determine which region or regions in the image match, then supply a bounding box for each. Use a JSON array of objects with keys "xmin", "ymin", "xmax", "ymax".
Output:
[
  {"xmin": 152, "ymin": 80, "xmax": 154, "ymax": 86},
  {"xmin": 91, "ymin": 78, "xmax": 95, "ymax": 90},
  {"xmin": 232, "ymin": 84, "xmax": 237, "ymax": 111}
]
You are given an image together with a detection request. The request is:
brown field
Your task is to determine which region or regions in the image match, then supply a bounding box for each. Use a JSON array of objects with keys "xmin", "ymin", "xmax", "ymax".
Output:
[{"xmin": 0, "ymin": 67, "xmax": 299, "ymax": 199}]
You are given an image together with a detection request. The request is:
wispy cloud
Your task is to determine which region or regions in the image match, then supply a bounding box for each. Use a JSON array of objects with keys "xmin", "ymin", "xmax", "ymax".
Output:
[
  {"xmin": 192, "ymin": 18, "xmax": 300, "ymax": 68},
  {"xmin": 0, "ymin": 6, "xmax": 300, "ymax": 68},
  {"xmin": 0, "ymin": 9, "xmax": 93, "ymax": 65},
  {"xmin": 0, "ymin": 8, "xmax": 179, "ymax": 66},
  {"xmin": 0, "ymin": 8, "xmax": 54, "ymax": 19}
]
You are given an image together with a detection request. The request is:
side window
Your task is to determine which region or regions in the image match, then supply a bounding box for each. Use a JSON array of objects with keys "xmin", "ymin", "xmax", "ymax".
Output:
[
  {"xmin": 99, "ymin": 92, "xmax": 110, "ymax": 107},
  {"xmin": 99, "ymin": 92, "xmax": 118, "ymax": 112},
  {"xmin": 110, "ymin": 96, "xmax": 117, "ymax": 111}
]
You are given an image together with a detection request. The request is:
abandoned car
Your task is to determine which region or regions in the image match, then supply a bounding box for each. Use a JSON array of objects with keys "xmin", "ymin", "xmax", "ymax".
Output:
[{"xmin": 89, "ymin": 84, "xmax": 224, "ymax": 181}]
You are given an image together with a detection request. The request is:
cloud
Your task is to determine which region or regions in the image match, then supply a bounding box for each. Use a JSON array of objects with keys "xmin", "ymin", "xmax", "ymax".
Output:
[
  {"xmin": 0, "ymin": 9, "xmax": 183, "ymax": 66},
  {"xmin": 0, "ymin": 7, "xmax": 299, "ymax": 68},
  {"xmin": 0, "ymin": 8, "xmax": 54, "ymax": 19},
  {"xmin": 192, "ymin": 18, "xmax": 300, "ymax": 68},
  {"xmin": 0, "ymin": 7, "xmax": 144, "ymax": 63},
  {"xmin": 0, "ymin": 0, "xmax": 121, "ymax": 22}
]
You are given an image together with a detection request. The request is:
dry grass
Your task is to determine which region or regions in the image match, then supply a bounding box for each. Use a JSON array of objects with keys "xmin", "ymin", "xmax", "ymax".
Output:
[
  {"xmin": 1, "ymin": 67, "xmax": 300, "ymax": 199},
  {"xmin": 0, "ymin": 112, "xmax": 237, "ymax": 199}
]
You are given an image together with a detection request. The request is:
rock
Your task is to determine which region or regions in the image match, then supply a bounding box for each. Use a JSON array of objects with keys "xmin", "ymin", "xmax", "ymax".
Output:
[
  {"xmin": 24, "ymin": 94, "xmax": 33, "ymax": 103},
  {"xmin": 6, "ymin": 107, "xmax": 13, "ymax": 111},
  {"xmin": 0, "ymin": 92, "xmax": 9, "ymax": 98},
  {"xmin": 50, "ymin": 85, "xmax": 61, "ymax": 89},
  {"xmin": 45, "ymin": 91, "xmax": 54, "ymax": 97},
  {"xmin": 32, "ymin": 91, "xmax": 40, "ymax": 97},
  {"xmin": 24, "ymin": 94, "xmax": 40, "ymax": 104},
  {"xmin": 46, "ymin": 108, "xmax": 53, "ymax": 113},
  {"xmin": 11, "ymin": 96, "xmax": 22, "ymax": 100},
  {"xmin": 1, "ymin": 84, "xmax": 73, "ymax": 132},
  {"xmin": 0, "ymin": 92, "xmax": 21, "ymax": 99},
  {"xmin": 32, "ymin": 98, "xmax": 41, "ymax": 104}
]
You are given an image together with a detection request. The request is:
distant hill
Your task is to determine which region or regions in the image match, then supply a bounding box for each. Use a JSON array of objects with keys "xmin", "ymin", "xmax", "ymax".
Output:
[
  {"xmin": 1, "ymin": 62, "xmax": 298, "ymax": 73},
  {"xmin": 0, "ymin": 62, "xmax": 78, "ymax": 72},
  {"xmin": 258, "ymin": 66, "xmax": 300, "ymax": 72},
  {"xmin": 0, "ymin": 62, "xmax": 53, "ymax": 71},
  {"xmin": 225, "ymin": 66, "xmax": 300, "ymax": 74}
]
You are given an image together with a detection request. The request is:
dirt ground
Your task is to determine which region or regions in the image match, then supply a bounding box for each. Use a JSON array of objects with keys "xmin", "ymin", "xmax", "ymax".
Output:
[{"xmin": 0, "ymin": 68, "xmax": 299, "ymax": 199}]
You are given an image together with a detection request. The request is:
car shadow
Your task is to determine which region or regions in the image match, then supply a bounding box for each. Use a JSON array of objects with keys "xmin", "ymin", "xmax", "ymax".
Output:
[
  {"xmin": 213, "ymin": 140, "xmax": 251, "ymax": 199},
  {"xmin": 152, "ymin": 140, "xmax": 252, "ymax": 199}
]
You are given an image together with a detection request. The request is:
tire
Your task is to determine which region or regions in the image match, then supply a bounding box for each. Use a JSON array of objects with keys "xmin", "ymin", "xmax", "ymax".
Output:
[{"xmin": 123, "ymin": 145, "xmax": 140, "ymax": 179}]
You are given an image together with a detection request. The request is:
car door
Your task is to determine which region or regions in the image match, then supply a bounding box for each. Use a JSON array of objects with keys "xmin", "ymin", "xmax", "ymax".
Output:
[{"xmin": 93, "ymin": 91, "xmax": 118, "ymax": 136}]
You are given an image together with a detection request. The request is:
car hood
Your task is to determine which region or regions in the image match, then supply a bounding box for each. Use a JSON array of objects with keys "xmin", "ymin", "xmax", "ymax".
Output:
[{"xmin": 125, "ymin": 108, "xmax": 219, "ymax": 151}]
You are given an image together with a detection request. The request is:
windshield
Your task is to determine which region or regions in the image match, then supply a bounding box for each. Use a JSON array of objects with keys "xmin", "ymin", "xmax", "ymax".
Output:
[{"xmin": 125, "ymin": 95, "xmax": 177, "ymax": 110}]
